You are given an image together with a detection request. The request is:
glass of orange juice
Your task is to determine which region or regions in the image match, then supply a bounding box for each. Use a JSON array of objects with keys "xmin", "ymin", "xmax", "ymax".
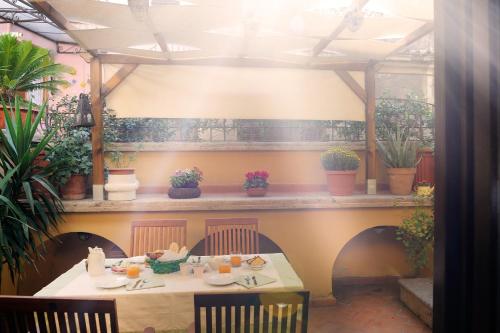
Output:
[
  {"xmin": 230, "ymin": 254, "xmax": 242, "ymax": 267},
  {"xmin": 126, "ymin": 264, "xmax": 140, "ymax": 279},
  {"xmin": 218, "ymin": 263, "xmax": 231, "ymax": 274}
]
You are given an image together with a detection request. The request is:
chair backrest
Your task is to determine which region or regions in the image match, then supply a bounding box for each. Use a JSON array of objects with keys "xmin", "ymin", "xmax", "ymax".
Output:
[
  {"xmin": 0, "ymin": 296, "xmax": 119, "ymax": 333},
  {"xmin": 194, "ymin": 291, "xmax": 310, "ymax": 333},
  {"xmin": 130, "ymin": 219, "xmax": 187, "ymax": 256},
  {"xmin": 205, "ymin": 218, "xmax": 259, "ymax": 256}
]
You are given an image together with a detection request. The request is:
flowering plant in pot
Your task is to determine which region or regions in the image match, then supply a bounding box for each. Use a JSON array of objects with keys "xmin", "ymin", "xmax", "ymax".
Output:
[
  {"xmin": 377, "ymin": 128, "xmax": 420, "ymax": 195},
  {"xmin": 168, "ymin": 167, "xmax": 203, "ymax": 199},
  {"xmin": 415, "ymin": 181, "xmax": 434, "ymax": 197},
  {"xmin": 104, "ymin": 148, "xmax": 140, "ymax": 201},
  {"xmin": 320, "ymin": 147, "xmax": 360, "ymax": 195},
  {"xmin": 243, "ymin": 171, "xmax": 269, "ymax": 197}
]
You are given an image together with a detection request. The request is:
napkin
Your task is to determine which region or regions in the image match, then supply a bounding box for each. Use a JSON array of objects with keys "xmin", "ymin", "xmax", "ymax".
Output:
[
  {"xmin": 236, "ymin": 273, "xmax": 276, "ymax": 289},
  {"xmin": 126, "ymin": 278, "xmax": 165, "ymax": 291}
]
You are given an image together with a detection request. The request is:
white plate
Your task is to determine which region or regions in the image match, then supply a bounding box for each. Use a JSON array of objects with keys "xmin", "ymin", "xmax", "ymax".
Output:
[
  {"xmin": 95, "ymin": 277, "xmax": 129, "ymax": 289},
  {"xmin": 204, "ymin": 273, "xmax": 237, "ymax": 286},
  {"xmin": 249, "ymin": 264, "xmax": 265, "ymax": 271}
]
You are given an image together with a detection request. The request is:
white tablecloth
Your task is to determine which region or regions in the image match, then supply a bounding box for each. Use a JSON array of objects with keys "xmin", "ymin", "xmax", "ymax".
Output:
[{"xmin": 35, "ymin": 253, "xmax": 303, "ymax": 332}]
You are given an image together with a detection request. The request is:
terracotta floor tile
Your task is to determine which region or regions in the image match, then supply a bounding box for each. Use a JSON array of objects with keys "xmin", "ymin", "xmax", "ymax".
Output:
[{"xmin": 308, "ymin": 283, "xmax": 431, "ymax": 333}]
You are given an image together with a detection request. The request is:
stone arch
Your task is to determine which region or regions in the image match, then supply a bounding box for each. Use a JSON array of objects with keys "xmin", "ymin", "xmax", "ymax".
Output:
[
  {"xmin": 331, "ymin": 226, "xmax": 412, "ymax": 297},
  {"xmin": 190, "ymin": 232, "xmax": 285, "ymax": 256},
  {"xmin": 17, "ymin": 232, "xmax": 126, "ymax": 295}
]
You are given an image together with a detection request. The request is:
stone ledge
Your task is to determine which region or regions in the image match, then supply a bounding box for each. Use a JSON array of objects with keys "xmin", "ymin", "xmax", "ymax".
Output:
[
  {"xmin": 399, "ymin": 278, "xmax": 433, "ymax": 328},
  {"xmin": 105, "ymin": 141, "xmax": 366, "ymax": 152},
  {"xmin": 62, "ymin": 193, "xmax": 431, "ymax": 213}
]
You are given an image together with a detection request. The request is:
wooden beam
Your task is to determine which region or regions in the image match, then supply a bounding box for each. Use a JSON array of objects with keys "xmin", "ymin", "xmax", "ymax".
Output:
[
  {"xmin": 365, "ymin": 63, "xmax": 377, "ymax": 184},
  {"xmin": 30, "ymin": 1, "xmax": 97, "ymax": 57},
  {"xmin": 312, "ymin": 0, "xmax": 370, "ymax": 57},
  {"xmin": 90, "ymin": 57, "xmax": 104, "ymax": 200},
  {"xmin": 334, "ymin": 70, "xmax": 366, "ymax": 103},
  {"xmin": 97, "ymin": 54, "xmax": 369, "ymax": 71},
  {"xmin": 101, "ymin": 64, "xmax": 138, "ymax": 97},
  {"xmin": 384, "ymin": 22, "xmax": 434, "ymax": 59}
]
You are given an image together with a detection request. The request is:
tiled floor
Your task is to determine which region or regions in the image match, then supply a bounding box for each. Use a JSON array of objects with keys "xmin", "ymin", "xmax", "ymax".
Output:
[{"xmin": 309, "ymin": 283, "xmax": 431, "ymax": 333}]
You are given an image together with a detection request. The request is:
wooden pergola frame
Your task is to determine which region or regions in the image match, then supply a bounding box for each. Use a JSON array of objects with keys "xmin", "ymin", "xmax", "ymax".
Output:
[{"xmin": 32, "ymin": 0, "xmax": 433, "ymax": 200}]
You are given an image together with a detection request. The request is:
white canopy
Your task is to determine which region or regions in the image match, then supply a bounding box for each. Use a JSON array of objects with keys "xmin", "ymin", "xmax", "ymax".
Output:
[
  {"xmin": 32, "ymin": 0, "xmax": 433, "ymax": 120},
  {"xmin": 37, "ymin": 0, "xmax": 433, "ymax": 63}
]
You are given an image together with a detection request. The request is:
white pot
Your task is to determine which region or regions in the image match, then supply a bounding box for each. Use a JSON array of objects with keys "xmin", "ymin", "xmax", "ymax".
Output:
[{"xmin": 104, "ymin": 169, "xmax": 139, "ymax": 201}]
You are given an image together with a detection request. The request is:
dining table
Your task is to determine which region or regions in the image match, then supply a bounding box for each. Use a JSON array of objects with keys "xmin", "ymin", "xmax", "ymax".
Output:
[{"xmin": 35, "ymin": 253, "xmax": 304, "ymax": 333}]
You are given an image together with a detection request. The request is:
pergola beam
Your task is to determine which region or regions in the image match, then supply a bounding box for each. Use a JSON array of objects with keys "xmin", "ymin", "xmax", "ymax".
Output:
[
  {"xmin": 312, "ymin": 0, "xmax": 370, "ymax": 57},
  {"xmin": 30, "ymin": 0, "xmax": 97, "ymax": 57},
  {"xmin": 365, "ymin": 62, "xmax": 377, "ymax": 191},
  {"xmin": 97, "ymin": 54, "xmax": 369, "ymax": 71},
  {"xmin": 384, "ymin": 22, "xmax": 434, "ymax": 59},
  {"xmin": 334, "ymin": 70, "xmax": 366, "ymax": 103},
  {"xmin": 101, "ymin": 64, "xmax": 138, "ymax": 97},
  {"xmin": 90, "ymin": 57, "xmax": 104, "ymax": 201}
]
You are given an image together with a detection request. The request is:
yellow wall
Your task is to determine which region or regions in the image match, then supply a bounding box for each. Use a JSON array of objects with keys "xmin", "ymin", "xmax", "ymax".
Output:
[
  {"xmin": 53, "ymin": 207, "xmax": 415, "ymax": 300},
  {"xmin": 110, "ymin": 149, "xmax": 389, "ymax": 190}
]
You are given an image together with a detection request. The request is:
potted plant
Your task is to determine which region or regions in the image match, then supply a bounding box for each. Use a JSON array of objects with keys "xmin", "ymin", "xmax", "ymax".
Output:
[
  {"xmin": 104, "ymin": 148, "xmax": 140, "ymax": 201},
  {"xmin": 243, "ymin": 171, "xmax": 269, "ymax": 197},
  {"xmin": 0, "ymin": 97, "xmax": 64, "ymax": 286},
  {"xmin": 377, "ymin": 129, "xmax": 420, "ymax": 195},
  {"xmin": 320, "ymin": 147, "xmax": 360, "ymax": 195},
  {"xmin": 168, "ymin": 167, "xmax": 203, "ymax": 199},
  {"xmin": 44, "ymin": 96, "xmax": 91, "ymax": 200},
  {"xmin": 396, "ymin": 206, "xmax": 434, "ymax": 276},
  {"xmin": 0, "ymin": 34, "xmax": 72, "ymax": 128},
  {"xmin": 415, "ymin": 181, "xmax": 434, "ymax": 197},
  {"xmin": 48, "ymin": 128, "xmax": 92, "ymax": 200}
]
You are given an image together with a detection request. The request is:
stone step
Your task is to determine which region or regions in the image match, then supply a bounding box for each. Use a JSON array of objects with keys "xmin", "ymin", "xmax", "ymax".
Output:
[{"xmin": 399, "ymin": 278, "xmax": 433, "ymax": 328}]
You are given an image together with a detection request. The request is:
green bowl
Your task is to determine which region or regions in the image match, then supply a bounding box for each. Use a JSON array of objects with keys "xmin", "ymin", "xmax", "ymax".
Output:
[{"xmin": 147, "ymin": 254, "xmax": 190, "ymax": 274}]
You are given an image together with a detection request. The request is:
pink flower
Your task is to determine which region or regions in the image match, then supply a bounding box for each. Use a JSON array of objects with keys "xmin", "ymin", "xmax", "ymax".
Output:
[
  {"xmin": 261, "ymin": 171, "xmax": 269, "ymax": 179},
  {"xmin": 246, "ymin": 172, "xmax": 254, "ymax": 180}
]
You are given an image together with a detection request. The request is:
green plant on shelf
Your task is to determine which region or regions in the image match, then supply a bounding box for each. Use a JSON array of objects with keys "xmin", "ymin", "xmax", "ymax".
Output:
[
  {"xmin": 377, "ymin": 127, "xmax": 420, "ymax": 168},
  {"xmin": 170, "ymin": 167, "xmax": 203, "ymax": 188},
  {"xmin": 320, "ymin": 147, "xmax": 360, "ymax": 171}
]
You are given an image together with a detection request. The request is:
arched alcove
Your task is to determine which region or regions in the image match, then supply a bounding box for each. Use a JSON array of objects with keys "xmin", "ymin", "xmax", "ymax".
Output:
[
  {"xmin": 17, "ymin": 232, "xmax": 126, "ymax": 295},
  {"xmin": 332, "ymin": 226, "xmax": 413, "ymax": 297},
  {"xmin": 190, "ymin": 233, "xmax": 284, "ymax": 256}
]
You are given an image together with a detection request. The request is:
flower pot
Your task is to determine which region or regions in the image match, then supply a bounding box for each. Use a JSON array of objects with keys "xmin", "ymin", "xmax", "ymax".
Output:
[
  {"xmin": 246, "ymin": 187, "xmax": 267, "ymax": 197},
  {"xmin": 0, "ymin": 105, "xmax": 38, "ymax": 129},
  {"xmin": 60, "ymin": 174, "xmax": 87, "ymax": 200},
  {"xmin": 168, "ymin": 187, "xmax": 201, "ymax": 199},
  {"xmin": 387, "ymin": 168, "xmax": 416, "ymax": 195},
  {"xmin": 104, "ymin": 168, "xmax": 139, "ymax": 201},
  {"xmin": 325, "ymin": 170, "xmax": 357, "ymax": 196}
]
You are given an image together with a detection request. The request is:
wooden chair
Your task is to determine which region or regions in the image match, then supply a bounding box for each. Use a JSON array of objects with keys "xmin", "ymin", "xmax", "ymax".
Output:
[
  {"xmin": 205, "ymin": 218, "xmax": 259, "ymax": 256},
  {"xmin": 130, "ymin": 219, "xmax": 187, "ymax": 256},
  {"xmin": 0, "ymin": 296, "xmax": 154, "ymax": 333},
  {"xmin": 193, "ymin": 291, "xmax": 310, "ymax": 333}
]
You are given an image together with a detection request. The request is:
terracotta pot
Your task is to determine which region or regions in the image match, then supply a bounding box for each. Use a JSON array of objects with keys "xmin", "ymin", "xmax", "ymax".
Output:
[
  {"xmin": 60, "ymin": 174, "xmax": 87, "ymax": 200},
  {"xmin": 325, "ymin": 170, "xmax": 357, "ymax": 196},
  {"xmin": 168, "ymin": 187, "xmax": 201, "ymax": 199},
  {"xmin": 0, "ymin": 105, "xmax": 38, "ymax": 129},
  {"xmin": 387, "ymin": 168, "xmax": 416, "ymax": 195},
  {"xmin": 246, "ymin": 187, "xmax": 267, "ymax": 197}
]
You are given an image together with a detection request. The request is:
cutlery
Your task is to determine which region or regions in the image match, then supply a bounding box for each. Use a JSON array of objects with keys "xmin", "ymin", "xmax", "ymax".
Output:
[
  {"xmin": 132, "ymin": 279, "xmax": 142, "ymax": 290},
  {"xmin": 252, "ymin": 276, "xmax": 257, "ymax": 286},
  {"xmin": 139, "ymin": 279, "xmax": 147, "ymax": 288},
  {"xmin": 245, "ymin": 276, "xmax": 251, "ymax": 285}
]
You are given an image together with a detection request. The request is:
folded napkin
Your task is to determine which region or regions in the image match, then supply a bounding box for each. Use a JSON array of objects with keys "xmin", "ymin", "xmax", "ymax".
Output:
[
  {"xmin": 236, "ymin": 273, "xmax": 276, "ymax": 289},
  {"xmin": 126, "ymin": 278, "xmax": 165, "ymax": 291}
]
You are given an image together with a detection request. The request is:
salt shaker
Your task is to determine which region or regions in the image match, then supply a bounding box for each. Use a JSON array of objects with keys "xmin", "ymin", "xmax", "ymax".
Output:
[{"xmin": 87, "ymin": 247, "xmax": 105, "ymax": 276}]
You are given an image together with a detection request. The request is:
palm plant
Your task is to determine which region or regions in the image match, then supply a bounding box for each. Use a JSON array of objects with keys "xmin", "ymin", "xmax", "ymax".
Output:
[
  {"xmin": 377, "ymin": 127, "xmax": 420, "ymax": 168},
  {"xmin": 0, "ymin": 97, "xmax": 64, "ymax": 284},
  {"xmin": 0, "ymin": 34, "xmax": 72, "ymax": 99}
]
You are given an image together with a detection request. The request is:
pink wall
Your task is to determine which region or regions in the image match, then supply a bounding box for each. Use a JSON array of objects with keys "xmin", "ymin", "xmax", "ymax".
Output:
[{"xmin": 0, "ymin": 23, "xmax": 90, "ymax": 102}]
